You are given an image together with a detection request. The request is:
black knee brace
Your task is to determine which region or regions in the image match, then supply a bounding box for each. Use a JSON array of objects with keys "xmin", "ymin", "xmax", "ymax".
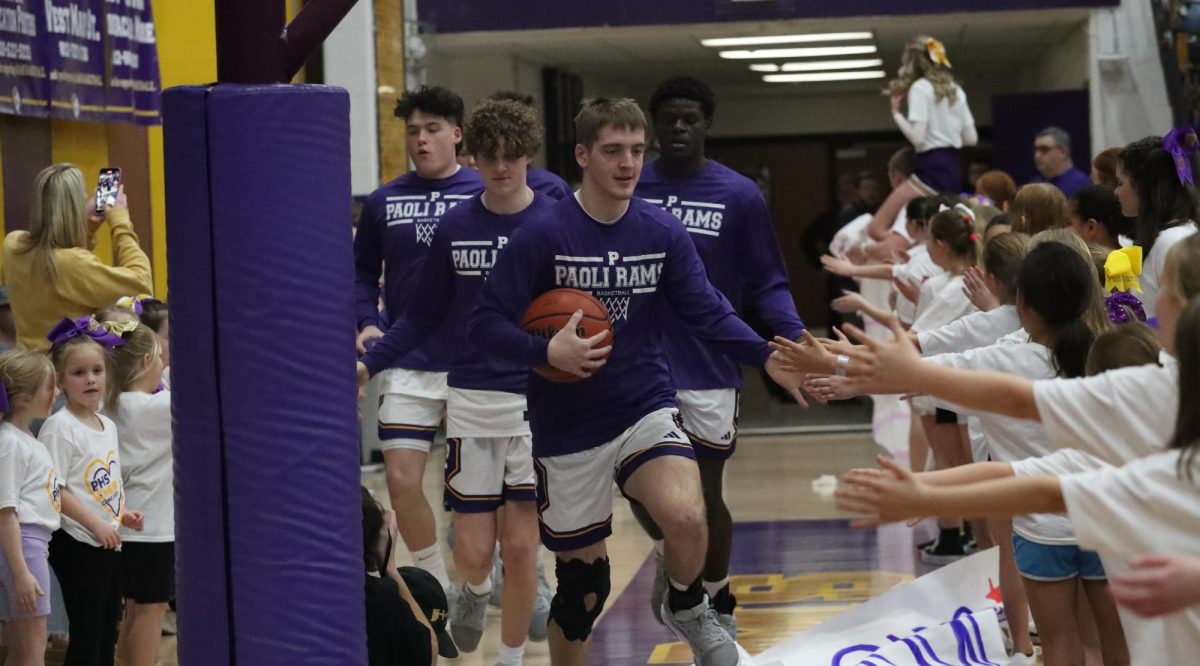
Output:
[{"xmin": 549, "ymin": 556, "xmax": 611, "ymax": 641}]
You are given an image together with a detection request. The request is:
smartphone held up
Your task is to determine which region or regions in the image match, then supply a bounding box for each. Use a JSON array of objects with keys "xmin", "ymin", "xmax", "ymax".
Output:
[{"xmin": 95, "ymin": 167, "xmax": 121, "ymax": 214}]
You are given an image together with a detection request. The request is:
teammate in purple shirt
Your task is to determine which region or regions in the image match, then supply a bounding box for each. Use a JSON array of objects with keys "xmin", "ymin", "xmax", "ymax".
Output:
[
  {"xmin": 358, "ymin": 99, "xmax": 549, "ymax": 664},
  {"xmin": 468, "ymin": 98, "xmax": 805, "ymax": 666},
  {"xmin": 354, "ymin": 85, "xmax": 483, "ymax": 596},
  {"xmin": 634, "ymin": 76, "xmax": 805, "ymax": 637}
]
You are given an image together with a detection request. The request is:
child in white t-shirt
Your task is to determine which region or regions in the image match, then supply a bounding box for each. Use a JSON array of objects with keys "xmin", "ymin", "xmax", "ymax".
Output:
[
  {"xmin": 101, "ymin": 322, "xmax": 171, "ymax": 666},
  {"xmin": 0, "ymin": 350, "xmax": 63, "ymax": 663},
  {"xmin": 836, "ymin": 294, "xmax": 1200, "ymax": 666},
  {"xmin": 42, "ymin": 319, "xmax": 145, "ymax": 666}
]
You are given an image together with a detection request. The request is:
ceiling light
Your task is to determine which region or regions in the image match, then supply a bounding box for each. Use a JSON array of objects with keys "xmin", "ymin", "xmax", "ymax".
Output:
[
  {"xmin": 748, "ymin": 64, "xmax": 779, "ymax": 73},
  {"xmin": 719, "ymin": 45, "xmax": 877, "ymax": 60},
  {"xmin": 763, "ymin": 70, "xmax": 887, "ymax": 83},
  {"xmin": 780, "ymin": 58, "xmax": 883, "ymax": 72},
  {"xmin": 701, "ymin": 32, "xmax": 873, "ymax": 48}
]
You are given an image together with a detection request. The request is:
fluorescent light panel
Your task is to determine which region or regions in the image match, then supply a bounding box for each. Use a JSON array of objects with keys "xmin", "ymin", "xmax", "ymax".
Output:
[
  {"xmin": 763, "ymin": 70, "xmax": 886, "ymax": 83},
  {"xmin": 701, "ymin": 32, "xmax": 873, "ymax": 48},
  {"xmin": 750, "ymin": 58, "xmax": 884, "ymax": 74},
  {"xmin": 719, "ymin": 45, "xmax": 877, "ymax": 60}
]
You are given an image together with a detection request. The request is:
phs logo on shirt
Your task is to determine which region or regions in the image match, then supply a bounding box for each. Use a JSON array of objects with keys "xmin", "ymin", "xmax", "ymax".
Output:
[
  {"xmin": 451, "ymin": 236, "xmax": 509, "ymax": 278},
  {"xmin": 642, "ymin": 196, "xmax": 725, "ymax": 237},
  {"xmin": 46, "ymin": 468, "xmax": 63, "ymax": 513},
  {"xmin": 383, "ymin": 191, "xmax": 474, "ymax": 246},
  {"xmin": 86, "ymin": 452, "xmax": 123, "ymax": 519},
  {"xmin": 553, "ymin": 251, "xmax": 665, "ymax": 321}
]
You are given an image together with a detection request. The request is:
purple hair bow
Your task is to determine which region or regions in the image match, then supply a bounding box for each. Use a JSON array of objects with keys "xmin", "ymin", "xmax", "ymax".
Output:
[
  {"xmin": 47, "ymin": 316, "xmax": 126, "ymax": 349},
  {"xmin": 1106, "ymin": 290, "xmax": 1147, "ymax": 326},
  {"xmin": 0, "ymin": 383, "xmax": 8, "ymax": 413},
  {"xmin": 1164, "ymin": 127, "xmax": 1199, "ymax": 186}
]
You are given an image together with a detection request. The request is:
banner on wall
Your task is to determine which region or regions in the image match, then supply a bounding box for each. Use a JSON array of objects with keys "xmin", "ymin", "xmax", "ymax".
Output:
[
  {"xmin": 0, "ymin": 0, "xmax": 159, "ymax": 124},
  {"xmin": 105, "ymin": 0, "xmax": 159, "ymax": 125},
  {"xmin": 0, "ymin": 0, "xmax": 49, "ymax": 116},
  {"xmin": 44, "ymin": 0, "xmax": 105, "ymax": 121}
]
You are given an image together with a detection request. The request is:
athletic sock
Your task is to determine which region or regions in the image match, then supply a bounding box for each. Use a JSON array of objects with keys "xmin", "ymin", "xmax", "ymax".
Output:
[
  {"xmin": 497, "ymin": 641, "xmax": 525, "ymax": 665},
  {"xmin": 667, "ymin": 577, "xmax": 704, "ymax": 613},
  {"xmin": 653, "ymin": 539, "xmax": 665, "ymax": 557},
  {"xmin": 412, "ymin": 543, "xmax": 451, "ymax": 590},
  {"xmin": 467, "ymin": 577, "xmax": 494, "ymax": 597},
  {"xmin": 702, "ymin": 577, "xmax": 729, "ymax": 600}
]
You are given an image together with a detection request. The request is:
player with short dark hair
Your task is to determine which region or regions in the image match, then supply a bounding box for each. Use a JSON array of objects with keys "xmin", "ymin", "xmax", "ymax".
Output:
[
  {"xmin": 468, "ymin": 97, "xmax": 806, "ymax": 666},
  {"xmin": 635, "ymin": 75, "xmax": 806, "ymax": 637},
  {"xmin": 354, "ymin": 85, "xmax": 483, "ymax": 598}
]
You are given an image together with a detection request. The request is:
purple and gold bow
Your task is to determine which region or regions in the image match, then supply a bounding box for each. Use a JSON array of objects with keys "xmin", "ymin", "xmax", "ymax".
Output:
[
  {"xmin": 1106, "ymin": 290, "xmax": 1147, "ymax": 325},
  {"xmin": 47, "ymin": 316, "xmax": 126, "ymax": 349},
  {"xmin": 115, "ymin": 293, "xmax": 154, "ymax": 316},
  {"xmin": 1164, "ymin": 127, "xmax": 1199, "ymax": 186}
]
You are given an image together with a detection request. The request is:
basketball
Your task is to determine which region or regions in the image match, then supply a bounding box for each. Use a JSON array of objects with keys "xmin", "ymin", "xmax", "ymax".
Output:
[{"xmin": 520, "ymin": 288, "xmax": 613, "ymax": 383}]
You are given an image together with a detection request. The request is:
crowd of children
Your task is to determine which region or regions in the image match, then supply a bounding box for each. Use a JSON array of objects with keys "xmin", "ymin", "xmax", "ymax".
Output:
[
  {"xmin": 0, "ymin": 288, "xmax": 173, "ymax": 666},
  {"xmin": 768, "ymin": 58, "xmax": 1200, "ymax": 663}
]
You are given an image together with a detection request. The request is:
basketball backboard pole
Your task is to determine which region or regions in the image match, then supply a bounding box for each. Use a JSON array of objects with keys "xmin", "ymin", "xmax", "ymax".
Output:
[{"xmin": 215, "ymin": 0, "xmax": 360, "ymax": 83}]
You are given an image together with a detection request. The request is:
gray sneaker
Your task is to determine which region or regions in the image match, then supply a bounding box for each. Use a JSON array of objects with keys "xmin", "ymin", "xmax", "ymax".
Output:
[
  {"xmin": 650, "ymin": 550, "xmax": 668, "ymax": 625},
  {"xmin": 661, "ymin": 597, "xmax": 738, "ymax": 666},
  {"xmin": 717, "ymin": 612, "xmax": 736, "ymax": 641},
  {"xmin": 449, "ymin": 584, "xmax": 489, "ymax": 653},
  {"xmin": 528, "ymin": 553, "xmax": 551, "ymax": 641}
]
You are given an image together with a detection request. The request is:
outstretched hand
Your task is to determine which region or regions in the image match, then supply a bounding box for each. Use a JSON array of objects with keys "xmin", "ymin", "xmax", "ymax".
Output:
[
  {"xmin": 831, "ymin": 290, "xmax": 868, "ymax": 315},
  {"xmin": 1109, "ymin": 554, "xmax": 1200, "ymax": 618},
  {"xmin": 962, "ymin": 267, "xmax": 999, "ymax": 312},
  {"xmin": 768, "ymin": 330, "xmax": 842, "ymax": 375},
  {"xmin": 838, "ymin": 320, "xmax": 924, "ymax": 394},
  {"xmin": 892, "ymin": 275, "xmax": 921, "ymax": 304},
  {"xmin": 836, "ymin": 455, "xmax": 927, "ymax": 528},
  {"xmin": 547, "ymin": 310, "xmax": 611, "ymax": 379},
  {"xmin": 820, "ymin": 254, "xmax": 855, "ymax": 277}
]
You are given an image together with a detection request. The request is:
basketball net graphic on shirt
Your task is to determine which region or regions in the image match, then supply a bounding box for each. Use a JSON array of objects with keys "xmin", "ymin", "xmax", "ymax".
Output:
[
  {"xmin": 597, "ymin": 295, "xmax": 630, "ymax": 321},
  {"xmin": 415, "ymin": 222, "xmax": 437, "ymax": 246},
  {"xmin": 553, "ymin": 251, "xmax": 664, "ymax": 322},
  {"xmin": 85, "ymin": 451, "xmax": 123, "ymax": 519}
]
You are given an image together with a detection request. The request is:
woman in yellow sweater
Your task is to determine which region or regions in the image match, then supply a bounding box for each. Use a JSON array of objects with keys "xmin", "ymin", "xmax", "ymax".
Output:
[{"xmin": 1, "ymin": 164, "xmax": 153, "ymax": 352}]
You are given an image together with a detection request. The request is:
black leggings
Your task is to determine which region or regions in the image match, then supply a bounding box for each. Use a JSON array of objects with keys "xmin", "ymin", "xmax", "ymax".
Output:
[{"xmin": 48, "ymin": 530, "xmax": 122, "ymax": 666}]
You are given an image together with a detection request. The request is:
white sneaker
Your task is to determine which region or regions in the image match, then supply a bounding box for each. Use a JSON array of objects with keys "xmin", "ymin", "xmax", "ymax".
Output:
[{"xmin": 1009, "ymin": 650, "xmax": 1037, "ymax": 665}]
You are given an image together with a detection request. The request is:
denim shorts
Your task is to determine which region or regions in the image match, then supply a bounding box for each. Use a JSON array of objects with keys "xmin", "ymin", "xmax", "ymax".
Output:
[{"xmin": 1013, "ymin": 533, "xmax": 1106, "ymax": 582}]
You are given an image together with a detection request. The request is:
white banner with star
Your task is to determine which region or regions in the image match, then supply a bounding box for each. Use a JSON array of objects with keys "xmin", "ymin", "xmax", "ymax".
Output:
[{"xmin": 755, "ymin": 548, "xmax": 1007, "ymax": 666}]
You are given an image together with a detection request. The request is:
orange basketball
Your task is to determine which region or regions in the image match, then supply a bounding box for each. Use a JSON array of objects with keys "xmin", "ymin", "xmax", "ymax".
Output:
[{"xmin": 520, "ymin": 288, "xmax": 613, "ymax": 383}]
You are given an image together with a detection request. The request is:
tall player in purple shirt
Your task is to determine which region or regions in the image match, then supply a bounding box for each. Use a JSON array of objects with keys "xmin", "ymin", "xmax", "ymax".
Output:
[
  {"xmin": 354, "ymin": 86, "xmax": 483, "ymax": 595},
  {"xmin": 634, "ymin": 76, "xmax": 805, "ymax": 637},
  {"xmin": 468, "ymin": 98, "xmax": 805, "ymax": 666},
  {"xmin": 358, "ymin": 99, "xmax": 548, "ymax": 665}
]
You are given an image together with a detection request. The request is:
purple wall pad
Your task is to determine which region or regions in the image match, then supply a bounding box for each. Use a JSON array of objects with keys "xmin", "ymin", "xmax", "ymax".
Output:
[
  {"xmin": 164, "ymin": 84, "xmax": 364, "ymax": 665},
  {"xmin": 417, "ymin": 0, "xmax": 1118, "ymax": 34}
]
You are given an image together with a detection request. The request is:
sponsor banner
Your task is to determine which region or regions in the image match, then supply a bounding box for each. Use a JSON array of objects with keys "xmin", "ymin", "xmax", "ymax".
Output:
[
  {"xmin": 0, "ymin": 0, "xmax": 49, "ymax": 116},
  {"xmin": 755, "ymin": 548, "xmax": 1008, "ymax": 666},
  {"xmin": 104, "ymin": 0, "xmax": 158, "ymax": 124},
  {"xmin": 44, "ymin": 0, "xmax": 106, "ymax": 121}
]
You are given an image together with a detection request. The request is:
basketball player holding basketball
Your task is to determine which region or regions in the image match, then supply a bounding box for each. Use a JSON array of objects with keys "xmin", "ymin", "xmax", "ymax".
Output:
[
  {"xmin": 355, "ymin": 85, "xmax": 483, "ymax": 595},
  {"xmin": 357, "ymin": 98, "xmax": 549, "ymax": 665},
  {"xmin": 468, "ymin": 98, "xmax": 806, "ymax": 666},
  {"xmin": 634, "ymin": 76, "xmax": 805, "ymax": 638}
]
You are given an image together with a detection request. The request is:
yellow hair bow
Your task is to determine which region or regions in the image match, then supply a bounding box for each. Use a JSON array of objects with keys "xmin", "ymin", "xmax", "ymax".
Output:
[
  {"xmin": 100, "ymin": 320, "xmax": 140, "ymax": 336},
  {"xmin": 926, "ymin": 38, "xmax": 951, "ymax": 68},
  {"xmin": 115, "ymin": 293, "xmax": 153, "ymax": 312},
  {"xmin": 1104, "ymin": 246, "xmax": 1143, "ymax": 293}
]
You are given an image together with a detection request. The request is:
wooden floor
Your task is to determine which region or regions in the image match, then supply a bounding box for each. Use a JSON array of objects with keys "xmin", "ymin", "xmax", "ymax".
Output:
[{"xmin": 359, "ymin": 431, "xmax": 895, "ymax": 666}]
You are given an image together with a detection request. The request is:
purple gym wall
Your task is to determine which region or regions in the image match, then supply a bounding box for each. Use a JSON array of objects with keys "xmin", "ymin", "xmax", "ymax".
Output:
[
  {"xmin": 164, "ymin": 84, "xmax": 364, "ymax": 665},
  {"xmin": 416, "ymin": 0, "xmax": 1119, "ymax": 34}
]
